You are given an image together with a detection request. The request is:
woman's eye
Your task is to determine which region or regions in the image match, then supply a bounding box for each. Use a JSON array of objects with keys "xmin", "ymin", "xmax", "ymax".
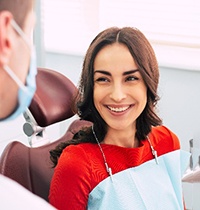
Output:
[
  {"xmin": 125, "ymin": 76, "xmax": 138, "ymax": 82},
  {"xmin": 95, "ymin": 77, "xmax": 109, "ymax": 82}
]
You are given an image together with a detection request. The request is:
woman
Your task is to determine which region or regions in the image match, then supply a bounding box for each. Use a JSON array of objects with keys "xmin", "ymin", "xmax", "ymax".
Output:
[{"xmin": 49, "ymin": 27, "xmax": 189, "ymax": 210}]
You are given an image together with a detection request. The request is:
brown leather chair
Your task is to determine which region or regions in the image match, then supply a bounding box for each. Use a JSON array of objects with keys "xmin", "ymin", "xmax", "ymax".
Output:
[{"xmin": 0, "ymin": 68, "xmax": 92, "ymax": 202}]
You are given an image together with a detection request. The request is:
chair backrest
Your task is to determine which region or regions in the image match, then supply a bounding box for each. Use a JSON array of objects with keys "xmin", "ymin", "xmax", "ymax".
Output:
[
  {"xmin": 0, "ymin": 68, "xmax": 92, "ymax": 201},
  {"xmin": 29, "ymin": 67, "xmax": 77, "ymax": 127},
  {"xmin": 0, "ymin": 119, "xmax": 92, "ymax": 201}
]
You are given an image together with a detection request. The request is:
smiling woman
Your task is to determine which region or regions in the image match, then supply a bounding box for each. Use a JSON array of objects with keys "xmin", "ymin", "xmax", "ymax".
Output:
[{"xmin": 49, "ymin": 27, "xmax": 190, "ymax": 210}]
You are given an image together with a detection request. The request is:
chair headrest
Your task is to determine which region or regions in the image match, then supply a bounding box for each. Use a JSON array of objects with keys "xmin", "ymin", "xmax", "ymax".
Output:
[{"xmin": 29, "ymin": 68, "xmax": 77, "ymax": 127}]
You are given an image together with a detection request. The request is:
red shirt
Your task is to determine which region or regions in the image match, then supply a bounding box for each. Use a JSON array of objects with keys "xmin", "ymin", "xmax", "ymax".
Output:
[{"xmin": 49, "ymin": 126, "xmax": 180, "ymax": 210}]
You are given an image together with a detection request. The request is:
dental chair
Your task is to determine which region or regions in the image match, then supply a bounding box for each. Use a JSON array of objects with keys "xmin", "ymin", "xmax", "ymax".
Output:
[
  {"xmin": 0, "ymin": 68, "xmax": 92, "ymax": 202},
  {"xmin": 182, "ymin": 139, "xmax": 200, "ymax": 183}
]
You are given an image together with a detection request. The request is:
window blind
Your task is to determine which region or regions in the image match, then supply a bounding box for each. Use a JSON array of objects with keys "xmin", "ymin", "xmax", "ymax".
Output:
[
  {"xmin": 99, "ymin": 0, "xmax": 200, "ymax": 48},
  {"xmin": 43, "ymin": 0, "xmax": 200, "ymax": 57},
  {"xmin": 43, "ymin": 0, "xmax": 99, "ymax": 54}
]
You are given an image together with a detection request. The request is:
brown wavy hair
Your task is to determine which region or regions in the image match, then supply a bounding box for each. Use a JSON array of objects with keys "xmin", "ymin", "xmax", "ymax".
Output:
[{"xmin": 50, "ymin": 27, "xmax": 162, "ymax": 167}]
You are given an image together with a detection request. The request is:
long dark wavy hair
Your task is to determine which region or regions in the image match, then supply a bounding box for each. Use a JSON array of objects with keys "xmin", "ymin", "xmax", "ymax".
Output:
[{"xmin": 50, "ymin": 27, "xmax": 162, "ymax": 167}]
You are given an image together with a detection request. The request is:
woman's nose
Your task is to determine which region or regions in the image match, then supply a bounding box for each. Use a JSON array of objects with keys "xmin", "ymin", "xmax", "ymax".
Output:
[{"xmin": 109, "ymin": 83, "xmax": 126, "ymax": 102}]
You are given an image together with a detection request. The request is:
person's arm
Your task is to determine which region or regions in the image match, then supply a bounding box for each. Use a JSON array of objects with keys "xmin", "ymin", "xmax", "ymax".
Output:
[
  {"xmin": 0, "ymin": 174, "xmax": 56, "ymax": 209},
  {"xmin": 49, "ymin": 145, "xmax": 91, "ymax": 210}
]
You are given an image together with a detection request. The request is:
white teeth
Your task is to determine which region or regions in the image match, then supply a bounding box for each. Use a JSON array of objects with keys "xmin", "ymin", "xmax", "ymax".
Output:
[{"xmin": 108, "ymin": 106, "xmax": 129, "ymax": 112}]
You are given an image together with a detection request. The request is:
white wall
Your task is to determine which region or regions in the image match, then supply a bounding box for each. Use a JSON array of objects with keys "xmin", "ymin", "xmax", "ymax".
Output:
[{"xmin": 158, "ymin": 67, "xmax": 200, "ymax": 151}]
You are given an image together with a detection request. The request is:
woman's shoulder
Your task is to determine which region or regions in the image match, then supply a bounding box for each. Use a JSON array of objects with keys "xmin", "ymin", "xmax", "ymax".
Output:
[
  {"xmin": 55, "ymin": 143, "xmax": 97, "ymax": 178},
  {"xmin": 62, "ymin": 143, "xmax": 98, "ymax": 154},
  {"xmin": 61, "ymin": 143, "xmax": 96, "ymax": 159},
  {"xmin": 151, "ymin": 125, "xmax": 178, "ymax": 138},
  {"xmin": 150, "ymin": 125, "xmax": 180, "ymax": 151},
  {"xmin": 58, "ymin": 143, "xmax": 99, "ymax": 168}
]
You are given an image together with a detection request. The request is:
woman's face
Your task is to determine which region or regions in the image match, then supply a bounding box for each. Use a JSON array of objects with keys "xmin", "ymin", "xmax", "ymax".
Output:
[{"xmin": 93, "ymin": 43, "xmax": 147, "ymax": 133}]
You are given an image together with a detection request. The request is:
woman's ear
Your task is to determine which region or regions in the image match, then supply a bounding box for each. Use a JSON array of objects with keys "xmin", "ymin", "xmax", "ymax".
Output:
[{"xmin": 0, "ymin": 11, "xmax": 13, "ymax": 66}]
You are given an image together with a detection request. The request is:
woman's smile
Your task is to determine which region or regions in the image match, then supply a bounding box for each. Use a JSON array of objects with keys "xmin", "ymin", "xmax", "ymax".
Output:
[{"xmin": 107, "ymin": 105, "xmax": 132, "ymax": 113}]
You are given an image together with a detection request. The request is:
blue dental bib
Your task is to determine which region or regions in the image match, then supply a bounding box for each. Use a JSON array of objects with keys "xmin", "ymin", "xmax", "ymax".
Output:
[{"xmin": 88, "ymin": 150, "xmax": 190, "ymax": 210}]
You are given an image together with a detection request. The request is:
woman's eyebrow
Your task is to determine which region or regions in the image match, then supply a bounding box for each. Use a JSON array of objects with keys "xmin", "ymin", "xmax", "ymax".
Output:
[
  {"xmin": 123, "ymin": 69, "xmax": 139, "ymax": 76},
  {"xmin": 94, "ymin": 69, "xmax": 139, "ymax": 76},
  {"xmin": 94, "ymin": 70, "xmax": 111, "ymax": 76}
]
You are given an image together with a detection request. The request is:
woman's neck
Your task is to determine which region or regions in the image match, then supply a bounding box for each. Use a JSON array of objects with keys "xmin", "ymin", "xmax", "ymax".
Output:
[{"xmin": 102, "ymin": 127, "xmax": 139, "ymax": 148}]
